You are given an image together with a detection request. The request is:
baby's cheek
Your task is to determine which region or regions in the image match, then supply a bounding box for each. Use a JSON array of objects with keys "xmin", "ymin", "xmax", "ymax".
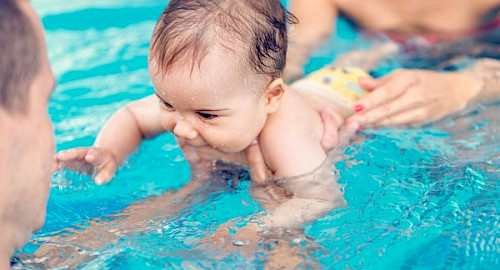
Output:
[
  {"xmin": 159, "ymin": 112, "xmax": 175, "ymax": 131},
  {"xmin": 209, "ymin": 133, "xmax": 245, "ymax": 153}
]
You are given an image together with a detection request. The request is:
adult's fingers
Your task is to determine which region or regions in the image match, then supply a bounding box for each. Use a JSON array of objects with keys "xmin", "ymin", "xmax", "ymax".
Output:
[
  {"xmin": 246, "ymin": 139, "xmax": 272, "ymax": 183},
  {"xmin": 358, "ymin": 76, "xmax": 386, "ymax": 92},
  {"xmin": 353, "ymin": 72, "xmax": 416, "ymax": 113},
  {"xmin": 358, "ymin": 68, "xmax": 398, "ymax": 91},
  {"xmin": 319, "ymin": 109, "xmax": 339, "ymax": 150},
  {"xmin": 376, "ymin": 107, "xmax": 429, "ymax": 127},
  {"xmin": 348, "ymin": 88, "xmax": 423, "ymax": 126}
]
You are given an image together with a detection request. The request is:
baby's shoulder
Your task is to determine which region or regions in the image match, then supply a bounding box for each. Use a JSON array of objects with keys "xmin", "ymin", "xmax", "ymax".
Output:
[
  {"xmin": 262, "ymin": 91, "xmax": 322, "ymax": 143},
  {"xmin": 258, "ymin": 93, "xmax": 326, "ymax": 177}
]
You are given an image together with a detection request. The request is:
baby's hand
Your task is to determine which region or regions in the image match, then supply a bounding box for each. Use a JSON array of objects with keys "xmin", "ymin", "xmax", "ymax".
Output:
[
  {"xmin": 176, "ymin": 138, "xmax": 215, "ymax": 180},
  {"xmin": 55, "ymin": 147, "xmax": 118, "ymax": 185}
]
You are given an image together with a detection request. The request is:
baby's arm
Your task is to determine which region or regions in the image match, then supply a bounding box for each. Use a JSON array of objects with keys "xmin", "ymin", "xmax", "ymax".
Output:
[
  {"xmin": 94, "ymin": 95, "xmax": 164, "ymax": 164},
  {"xmin": 257, "ymin": 98, "xmax": 345, "ymax": 230},
  {"xmin": 56, "ymin": 95, "xmax": 166, "ymax": 184},
  {"xmin": 260, "ymin": 115, "xmax": 326, "ymax": 178}
]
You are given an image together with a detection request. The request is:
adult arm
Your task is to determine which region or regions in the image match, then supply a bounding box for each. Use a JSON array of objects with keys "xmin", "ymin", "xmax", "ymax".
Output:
[{"xmin": 285, "ymin": 0, "xmax": 338, "ymax": 82}]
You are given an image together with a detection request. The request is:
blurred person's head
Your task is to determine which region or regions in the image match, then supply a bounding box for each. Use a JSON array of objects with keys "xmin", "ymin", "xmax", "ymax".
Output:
[{"xmin": 0, "ymin": 0, "xmax": 55, "ymax": 265}]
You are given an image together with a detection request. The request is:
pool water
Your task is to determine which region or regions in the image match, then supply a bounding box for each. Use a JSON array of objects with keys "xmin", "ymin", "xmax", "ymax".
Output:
[{"xmin": 16, "ymin": 0, "xmax": 499, "ymax": 269}]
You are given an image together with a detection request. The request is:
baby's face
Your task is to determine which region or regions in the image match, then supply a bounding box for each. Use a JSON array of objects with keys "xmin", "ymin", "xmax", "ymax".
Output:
[{"xmin": 149, "ymin": 49, "xmax": 269, "ymax": 159}]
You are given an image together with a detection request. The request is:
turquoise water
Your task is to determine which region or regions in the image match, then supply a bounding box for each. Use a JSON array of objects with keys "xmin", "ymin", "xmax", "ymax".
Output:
[{"xmin": 14, "ymin": 0, "xmax": 500, "ymax": 269}]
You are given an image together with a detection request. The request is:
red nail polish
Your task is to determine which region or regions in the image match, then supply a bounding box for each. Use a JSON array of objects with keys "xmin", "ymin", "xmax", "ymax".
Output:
[{"xmin": 354, "ymin": 104, "xmax": 364, "ymax": 113}]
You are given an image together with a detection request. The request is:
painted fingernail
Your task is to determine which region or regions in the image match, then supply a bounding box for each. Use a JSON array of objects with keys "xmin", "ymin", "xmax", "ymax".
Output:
[
  {"xmin": 354, "ymin": 104, "xmax": 364, "ymax": 113},
  {"xmin": 95, "ymin": 177, "xmax": 103, "ymax": 185}
]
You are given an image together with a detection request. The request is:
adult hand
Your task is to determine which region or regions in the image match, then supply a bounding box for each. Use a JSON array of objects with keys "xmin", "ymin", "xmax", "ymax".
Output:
[
  {"xmin": 347, "ymin": 69, "xmax": 484, "ymax": 127},
  {"xmin": 247, "ymin": 109, "xmax": 359, "ymax": 183},
  {"xmin": 55, "ymin": 147, "xmax": 118, "ymax": 185}
]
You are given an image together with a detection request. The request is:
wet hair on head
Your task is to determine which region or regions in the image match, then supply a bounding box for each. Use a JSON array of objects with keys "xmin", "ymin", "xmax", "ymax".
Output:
[
  {"xmin": 0, "ymin": 0, "xmax": 41, "ymax": 113},
  {"xmin": 150, "ymin": 0, "xmax": 297, "ymax": 78}
]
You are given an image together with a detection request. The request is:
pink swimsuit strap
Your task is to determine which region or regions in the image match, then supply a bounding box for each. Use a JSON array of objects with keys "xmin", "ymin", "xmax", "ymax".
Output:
[{"xmin": 367, "ymin": 15, "xmax": 500, "ymax": 46}]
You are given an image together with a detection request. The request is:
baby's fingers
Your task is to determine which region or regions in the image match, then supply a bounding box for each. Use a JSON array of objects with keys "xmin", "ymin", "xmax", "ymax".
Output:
[
  {"xmin": 93, "ymin": 164, "xmax": 116, "ymax": 185},
  {"xmin": 56, "ymin": 147, "xmax": 92, "ymax": 162},
  {"xmin": 335, "ymin": 121, "xmax": 360, "ymax": 151},
  {"xmin": 84, "ymin": 147, "xmax": 110, "ymax": 167},
  {"xmin": 55, "ymin": 147, "xmax": 94, "ymax": 174},
  {"xmin": 246, "ymin": 139, "xmax": 272, "ymax": 183},
  {"xmin": 84, "ymin": 148, "xmax": 117, "ymax": 185},
  {"xmin": 319, "ymin": 109, "xmax": 339, "ymax": 151}
]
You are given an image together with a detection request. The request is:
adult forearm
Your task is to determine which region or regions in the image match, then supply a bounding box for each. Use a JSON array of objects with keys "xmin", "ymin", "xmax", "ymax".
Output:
[
  {"xmin": 286, "ymin": 0, "xmax": 338, "ymax": 81},
  {"xmin": 289, "ymin": 0, "xmax": 337, "ymax": 46}
]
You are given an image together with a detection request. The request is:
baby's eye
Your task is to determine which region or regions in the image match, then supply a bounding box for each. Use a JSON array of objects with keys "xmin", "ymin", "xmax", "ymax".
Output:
[
  {"xmin": 159, "ymin": 100, "xmax": 174, "ymax": 110},
  {"xmin": 197, "ymin": 112, "xmax": 218, "ymax": 120}
]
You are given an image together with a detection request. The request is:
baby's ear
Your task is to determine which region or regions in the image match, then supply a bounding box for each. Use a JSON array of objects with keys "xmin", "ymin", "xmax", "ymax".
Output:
[{"xmin": 265, "ymin": 78, "xmax": 286, "ymax": 113}]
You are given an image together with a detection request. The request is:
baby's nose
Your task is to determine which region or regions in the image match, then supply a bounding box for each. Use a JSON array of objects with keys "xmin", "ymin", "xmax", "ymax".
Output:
[{"xmin": 172, "ymin": 120, "xmax": 198, "ymax": 140}]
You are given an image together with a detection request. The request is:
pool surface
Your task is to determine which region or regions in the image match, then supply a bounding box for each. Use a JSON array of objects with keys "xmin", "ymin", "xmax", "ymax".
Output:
[{"xmin": 14, "ymin": 0, "xmax": 500, "ymax": 269}]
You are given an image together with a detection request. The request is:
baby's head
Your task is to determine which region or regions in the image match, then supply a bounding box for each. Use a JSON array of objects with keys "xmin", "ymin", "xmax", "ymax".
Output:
[
  {"xmin": 150, "ymin": 0, "xmax": 294, "ymax": 83},
  {"xmin": 148, "ymin": 0, "xmax": 295, "ymax": 158}
]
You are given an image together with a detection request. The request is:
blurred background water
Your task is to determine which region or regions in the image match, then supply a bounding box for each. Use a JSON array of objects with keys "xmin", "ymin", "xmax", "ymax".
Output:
[{"xmin": 13, "ymin": 0, "xmax": 500, "ymax": 269}]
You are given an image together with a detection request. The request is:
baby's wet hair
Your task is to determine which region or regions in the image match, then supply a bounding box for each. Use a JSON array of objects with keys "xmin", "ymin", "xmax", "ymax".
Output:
[{"xmin": 150, "ymin": 0, "xmax": 297, "ymax": 78}]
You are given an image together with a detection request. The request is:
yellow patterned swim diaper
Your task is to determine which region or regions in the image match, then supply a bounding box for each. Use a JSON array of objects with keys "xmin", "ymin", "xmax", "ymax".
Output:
[{"xmin": 291, "ymin": 66, "xmax": 371, "ymax": 111}]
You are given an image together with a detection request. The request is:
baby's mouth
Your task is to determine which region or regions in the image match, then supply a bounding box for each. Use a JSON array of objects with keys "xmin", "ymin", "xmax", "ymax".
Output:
[
  {"xmin": 195, "ymin": 145, "xmax": 227, "ymax": 158},
  {"xmin": 196, "ymin": 144, "xmax": 219, "ymax": 151},
  {"xmin": 176, "ymin": 136, "xmax": 207, "ymax": 148}
]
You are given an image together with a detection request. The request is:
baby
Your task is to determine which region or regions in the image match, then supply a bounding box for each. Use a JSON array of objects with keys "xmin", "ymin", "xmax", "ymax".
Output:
[{"xmin": 57, "ymin": 0, "xmax": 370, "ymax": 230}]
